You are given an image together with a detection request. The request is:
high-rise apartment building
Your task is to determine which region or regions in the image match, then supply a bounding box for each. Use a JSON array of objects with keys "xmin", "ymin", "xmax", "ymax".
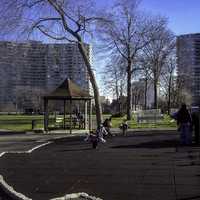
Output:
[
  {"xmin": 0, "ymin": 41, "xmax": 91, "ymax": 111},
  {"xmin": 177, "ymin": 33, "xmax": 200, "ymax": 106}
]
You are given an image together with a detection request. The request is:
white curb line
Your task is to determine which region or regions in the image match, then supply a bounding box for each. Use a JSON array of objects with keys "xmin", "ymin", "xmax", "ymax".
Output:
[
  {"xmin": 27, "ymin": 142, "xmax": 52, "ymax": 153},
  {"xmin": 50, "ymin": 192, "xmax": 103, "ymax": 200},
  {"xmin": 0, "ymin": 152, "xmax": 6, "ymax": 157},
  {"xmin": 0, "ymin": 142, "xmax": 52, "ymax": 158},
  {"xmin": 0, "ymin": 142, "xmax": 52, "ymax": 200},
  {"xmin": 0, "ymin": 142, "xmax": 103, "ymax": 200}
]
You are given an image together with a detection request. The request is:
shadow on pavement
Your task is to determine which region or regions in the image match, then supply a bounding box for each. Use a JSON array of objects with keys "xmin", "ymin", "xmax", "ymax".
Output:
[
  {"xmin": 0, "ymin": 187, "xmax": 13, "ymax": 200},
  {"xmin": 116, "ymin": 131, "xmax": 177, "ymax": 138},
  {"xmin": 0, "ymin": 131, "xmax": 25, "ymax": 135},
  {"xmin": 111, "ymin": 139, "xmax": 181, "ymax": 149},
  {"xmin": 178, "ymin": 195, "xmax": 200, "ymax": 200},
  {"xmin": 59, "ymin": 147, "xmax": 92, "ymax": 152}
]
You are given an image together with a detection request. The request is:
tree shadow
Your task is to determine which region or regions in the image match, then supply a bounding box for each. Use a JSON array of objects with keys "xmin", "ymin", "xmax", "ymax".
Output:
[
  {"xmin": 59, "ymin": 147, "xmax": 93, "ymax": 152},
  {"xmin": 53, "ymin": 136, "xmax": 85, "ymax": 144},
  {"xmin": 178, "ymin": 195, "xmax": 200, "ymax": 200},
  {"xmin": 111, "ymin": 139, "xmax": 181, "ymax": 149},
  {"xmin": 115, "ymin": 130, "xmax": 177, "ymax": 138}
]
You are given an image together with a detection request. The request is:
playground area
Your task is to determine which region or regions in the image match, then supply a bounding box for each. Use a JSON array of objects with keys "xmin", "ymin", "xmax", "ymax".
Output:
[{"xmin": 0, "ymin": 129, "xmax": 200, "ymax": 200}]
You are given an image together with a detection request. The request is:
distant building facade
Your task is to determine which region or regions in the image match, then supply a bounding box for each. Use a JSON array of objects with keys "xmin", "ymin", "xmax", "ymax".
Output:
[
  {"xmin": 0, "ymin": 41, "xmax": 91, "ymax": 111},
  {"xmin": 177, "ymin": 33, "xmax": 200, "ymax": 106},
  {"xmin": 132, "ymin": 79, "xmax": 154, "ymax": 110}
]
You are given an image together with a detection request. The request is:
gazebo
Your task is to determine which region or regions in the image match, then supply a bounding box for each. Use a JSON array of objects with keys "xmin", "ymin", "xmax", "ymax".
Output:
[{"xmin": 43, "ymin": 78, "xmax": 93, "ymax": 133}]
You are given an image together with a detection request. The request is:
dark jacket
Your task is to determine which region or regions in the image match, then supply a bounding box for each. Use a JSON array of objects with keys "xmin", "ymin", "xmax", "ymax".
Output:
[{"xmin": 177, "ymin": 109, "xmax": 191, "ymax": 124}]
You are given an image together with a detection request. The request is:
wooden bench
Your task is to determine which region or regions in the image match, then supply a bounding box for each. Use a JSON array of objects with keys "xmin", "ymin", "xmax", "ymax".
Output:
[
  {"xmin": 137, "ymin": 115, "xmax": 164, "ymax": 123},
  {"xmin": 55, "ymin": 117, "xmax": 64, "ymax": 128}
]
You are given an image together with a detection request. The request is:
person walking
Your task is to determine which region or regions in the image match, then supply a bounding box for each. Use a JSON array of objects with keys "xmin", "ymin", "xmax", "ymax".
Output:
[{"xmin": 176, "ymin": 104, "xmax": 192, "ymax": 145}]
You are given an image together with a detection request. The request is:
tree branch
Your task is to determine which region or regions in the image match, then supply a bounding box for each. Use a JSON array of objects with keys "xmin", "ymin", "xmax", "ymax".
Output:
[
  {"xmin": 36, "ymin": 25, "xmax": 74, "ymax": 42},
  {"xmin": 113, "ymin": 40, "xmax": 128, "ymax": 60},
  {"xmin": 23, "ymin": 0, "xmax": 45, "ymax": 8},
  {"xmin": 31, "ymin": 17, "xmax": 62, "ymax": 30},
  {"xmin": 47, "ymin": 0, "xmax": 79, "ymax": 40}
]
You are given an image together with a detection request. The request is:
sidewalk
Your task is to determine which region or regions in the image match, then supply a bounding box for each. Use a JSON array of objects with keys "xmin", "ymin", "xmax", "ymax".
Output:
[{"xmin": 0, "ymin": 130, "xmax": 200, "ymax": 200}]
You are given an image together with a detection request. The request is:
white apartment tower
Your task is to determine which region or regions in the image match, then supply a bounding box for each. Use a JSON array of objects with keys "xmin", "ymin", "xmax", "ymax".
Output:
[{"xmin": 177, "ymin": 33, "xmax": 200, "ymax": 106}]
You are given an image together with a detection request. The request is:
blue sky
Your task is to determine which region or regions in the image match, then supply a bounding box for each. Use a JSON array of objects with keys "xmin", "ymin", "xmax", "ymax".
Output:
[
  {"xmin": 141, "ymin": 0, "xmax": 200, "ymax": 35},
  {"xmin": 97, "ymin": 0, "xmax": 200, "ymax": 35}
]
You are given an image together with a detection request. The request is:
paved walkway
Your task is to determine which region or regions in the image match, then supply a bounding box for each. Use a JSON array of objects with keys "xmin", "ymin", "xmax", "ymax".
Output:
[{"xmin": 0, "ymin": 130, "xmax": 200, "ymax": 200}]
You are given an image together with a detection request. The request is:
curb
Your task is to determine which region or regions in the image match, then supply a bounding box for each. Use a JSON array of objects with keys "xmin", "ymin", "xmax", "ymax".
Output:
[
  {"xmin": 0, "ymin": 141, "xmax": 103, "ymax": 200},
  {"xmin": 0, "ymin": 142, "xmax": 52, "ymax": 200},
  {"xmin": 50, "ymin": 192, "xmax": 103, "ymax": 200},
  {"xmin": 0, "ymin": 175, "xmax": 31, "ymax": 200}
]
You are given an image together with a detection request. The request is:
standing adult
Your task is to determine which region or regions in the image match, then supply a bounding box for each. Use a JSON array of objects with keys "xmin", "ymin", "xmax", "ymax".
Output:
[
  {"xmin": 191, "ymin": 108, "xmax": 200, "ymax": 144},
  {"xmin": 176, "ymin": 104, "xmax": 192, "ymax": 145}
]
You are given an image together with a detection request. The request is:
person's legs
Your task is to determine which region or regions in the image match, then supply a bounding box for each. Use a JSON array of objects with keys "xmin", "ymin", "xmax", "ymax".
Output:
[
  {"xmin": 106, "ymin": 127, "xmax": 112, "ymax": 137},
  {"xmin": 92, "ymin": 140, "xmax": 98, "ymax": 149},
  {"xmin": 185, "ymin": 124, "xmax": 192, "ymax": 145},
  {"xmin": 194, "ymin": 125, "xmax": 199, "ymax": 144},
  {"xmin": 180, "ymin": 124, "xmax": 186, "ymax": 145},
  {"xmin": 109, "ymin": 127, "xmax": 113, "ymax": 136},
  {"xmin": 123, "ymin": 129, "xmax": 125, "ymax": 136}
]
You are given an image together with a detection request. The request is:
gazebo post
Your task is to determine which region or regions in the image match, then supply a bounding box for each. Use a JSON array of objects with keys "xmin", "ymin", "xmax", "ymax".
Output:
[
  {"xmin": 64, "ymin": 100, "xmax": 66, "ymax": 129},
  {"xmin": 84, "ymin": 100, "xmax": 88, "ymax": 130},
  {"xmin": 89, "ymin": 99, "xmax": 92, "ymax": 130},
  {"xmin": 70, "ymin": 99, "xmax": 72, "ymax": 134},
  {"xmin": 44, "ymin": 98, "xmax": 48, "ymax": 132}
]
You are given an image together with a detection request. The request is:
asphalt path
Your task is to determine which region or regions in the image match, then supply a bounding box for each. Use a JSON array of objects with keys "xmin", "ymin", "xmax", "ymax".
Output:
[
  {"xmin": 0, "ymin": 132, "xmax": 76, "ymax": 200},
  {"xmin": 0, "ymin": 130, "xmax": 200, "ymax": 200},
  {"xmin": 0, "ymin": 133, "xmax": 77, "ymax": 154}
]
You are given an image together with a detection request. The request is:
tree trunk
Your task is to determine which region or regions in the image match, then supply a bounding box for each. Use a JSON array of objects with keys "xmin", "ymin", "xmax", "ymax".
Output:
[
  {"xmin": 134, "ymin": 95, "xmax": 137, "ymax": 111},
  {"xmin": 144, "ymin": 77, "xmax": 148, "ymax": 110},
  {"xmin": 115, "ymin": 78, "xmax": 120, "ymax": 113},
  {"xmin": 77, "ymin": 42, "xmax": 103, "ymax": 127},
  {"xmin": 154, "ymin": 78, "xmax": 158, "ymax": 109},
  {"xmin": 167, "ymin": 75, "xmax": 172, "ymax": 115},
  {"xmin": 119, "ymin": 80, "xmax": 123, "ymax": 113},
  {"xmin": 127, "ymin": 60, "xmax": 132, "ymax": 120}
]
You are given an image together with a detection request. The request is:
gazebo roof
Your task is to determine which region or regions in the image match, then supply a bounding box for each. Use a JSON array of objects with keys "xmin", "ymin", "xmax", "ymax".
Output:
[{"xmin": 44, "ymin": 78, "xmax": 93, "ymax": 100}]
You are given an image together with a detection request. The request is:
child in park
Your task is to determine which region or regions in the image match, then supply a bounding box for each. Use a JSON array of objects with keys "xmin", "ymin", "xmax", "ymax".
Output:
[
  {"xmin": 84, "ymin": 124, "xmax": 108, "ymax": 149},
  {"xmin": 120, "ymin": 120, "xmax": 128, "ymax": 136},
  {"xmin": 103, "ymin": 117, "xmax": 113, "ymax": 137}
]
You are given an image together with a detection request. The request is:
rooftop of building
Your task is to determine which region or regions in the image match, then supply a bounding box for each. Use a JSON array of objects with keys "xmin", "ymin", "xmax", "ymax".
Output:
[
  {"xmin": 177, "ymin": 33, "xmax": 200, "ymax": 38},
  {"xmin": 0, "ymin": 40, "xmax": 90, "ymax": 47}
]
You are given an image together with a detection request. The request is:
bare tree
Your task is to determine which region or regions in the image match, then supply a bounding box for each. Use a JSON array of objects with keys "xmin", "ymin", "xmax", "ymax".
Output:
[
  {"xmin": 101, "ymin": 55, "xmax": 126, "ymax": 113},
  {"xmin": 160, "ymin": 52, "xmax": 176, "ymax": 114},
  {"xmin": 138, "ymin": 56, "xmax": 153, "ymax": 109},
  {"xmin": 98, "ymin": 0, "xmax": 158, "ymax": 120},
  {"xmin": 0, "ymin": 0, "xmax": 105, "ymax": 126},
  {"xmin": 143, "ymin": 68, "xmax": 152, "ymax": 110},
  {"xmin": 132, "ymin": 81, "xmax": 144, "ymax": 111},
  {"xmin": 174, "ymin": 76, "xmax": 192, "ymax": 107},
  {"xmin": 142, "ymin": 17, "xmax": 175, "ymax": 109}
]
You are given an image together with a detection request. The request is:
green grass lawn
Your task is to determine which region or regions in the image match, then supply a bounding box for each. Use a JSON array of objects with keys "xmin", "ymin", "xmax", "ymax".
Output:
[
  {"xmin": 111, "ymin": 114, "xmax": 176, "ymax": 129},
  {"xmin": 0, "ymin": 114, "xmax": 176, "ymax": 132},
  {"xmin": 0, "ymin": 115, "xmax": 44, "ymax": 131}
]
